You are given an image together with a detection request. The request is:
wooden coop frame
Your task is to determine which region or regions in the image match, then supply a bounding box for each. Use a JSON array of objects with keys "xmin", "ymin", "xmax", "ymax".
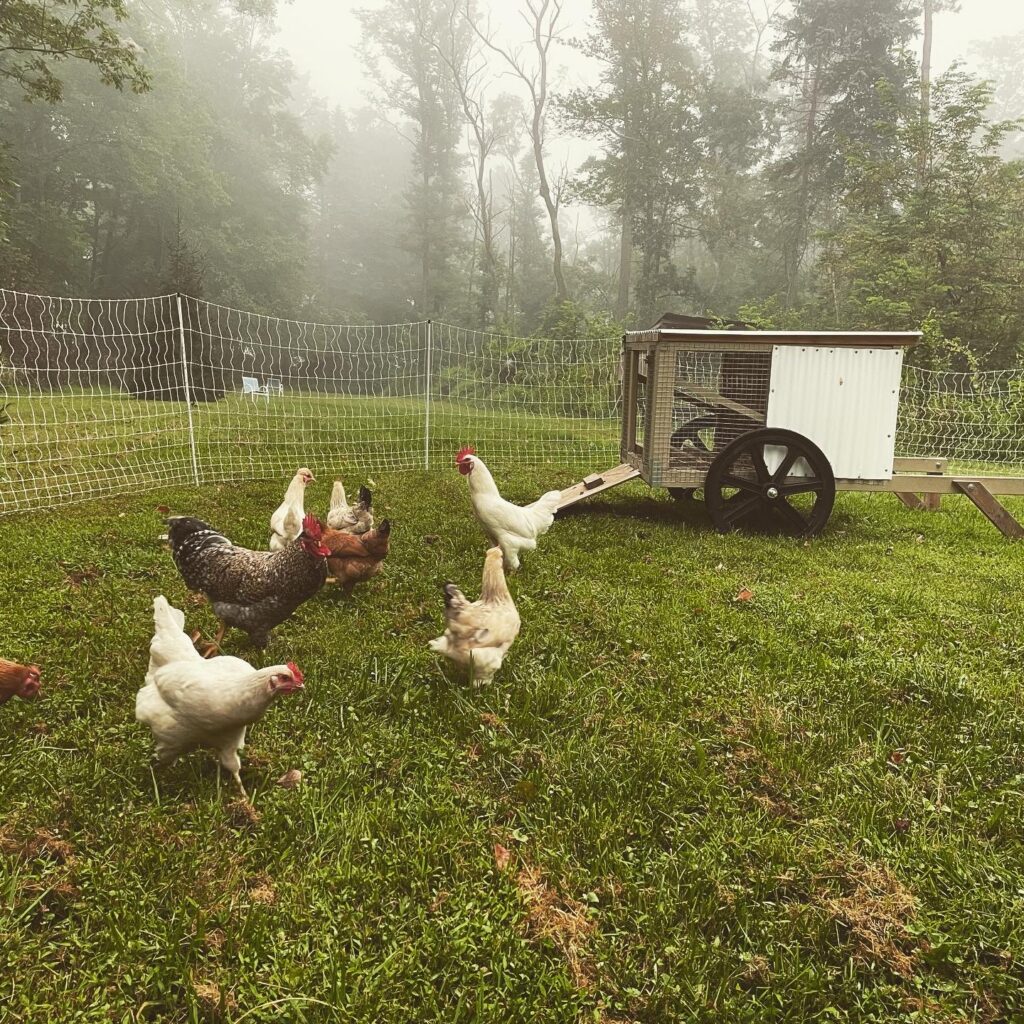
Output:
[{"xmin": 559, "ymin": 316, "xmax": 1024, "ymax": 539}]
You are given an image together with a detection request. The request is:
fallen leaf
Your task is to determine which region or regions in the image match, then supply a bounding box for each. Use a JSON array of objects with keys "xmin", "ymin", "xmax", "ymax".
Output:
[
  {"xmin": 893, "ymin": 818, "xmax": 911, "ymax": 834},
  {"xmin": 276, "ymin": 769, "xmax": 302, "ymax": 789},
  {"xmin": 493, "ymin": 842, "xmax": 512, "ymax": 873},
  {"xmin": 735, "ymin": 587, "xmax": 754, "ymax": 602},
  {"xmin": 888, "ymin": 749, "xmax": 907, "ymax": 767},
  {"xmin": 422, "ymin": 534, "xmax": 440, "ymax": 544},
  {"xmin": 156, "ymin": 504, "xmax": 170, "ymax": 515}
]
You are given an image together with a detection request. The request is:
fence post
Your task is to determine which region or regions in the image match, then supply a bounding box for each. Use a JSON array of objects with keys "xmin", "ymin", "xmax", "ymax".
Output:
[
  {"xmin": 176, "ymin": 293, "xmax": 201, "ymax": 486},
  {"xmin": 424, "ymin": 319, "xmax": 433, "ymax": 470}
]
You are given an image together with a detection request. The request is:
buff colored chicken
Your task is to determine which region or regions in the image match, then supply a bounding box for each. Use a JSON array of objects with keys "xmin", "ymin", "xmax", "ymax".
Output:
[
  {"xmin": 269, "ymin": 467, "xmax": 315, "ymax": 550},
  {"xmin": 0, "ymin": 659, "xmax": 41, "ymax": 705},
  {"xmin": 326, "ymin": 480, "xmax": 374, "ymax": 535},
  {"xmin": 136, "ymin": 596, "xmax": 305, "ymax": 798},
  {"xmin": 429, "ymin": 546, "xmax": 520, "ymax": 685},
  {"xmin": 455, "ymin": 447, "xmax": 561, "ymax": 570}
]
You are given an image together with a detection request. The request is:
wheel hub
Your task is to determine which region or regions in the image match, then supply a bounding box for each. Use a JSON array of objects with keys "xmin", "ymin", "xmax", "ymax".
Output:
[{"xmin": 765, "ymin": 485, "xmax": 779, "ymax": 500}]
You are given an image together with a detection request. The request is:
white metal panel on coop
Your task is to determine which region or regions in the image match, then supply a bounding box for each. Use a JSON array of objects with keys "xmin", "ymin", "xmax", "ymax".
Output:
[{"xmin": 766, "ymin": 344, "xmax": 904, "ymax": 481}]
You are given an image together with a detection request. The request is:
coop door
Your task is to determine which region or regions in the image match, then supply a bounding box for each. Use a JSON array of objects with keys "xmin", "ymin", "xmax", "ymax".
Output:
[{"xmin": 766, "ymin": 345, "xmax": 904, "ymax": 480}]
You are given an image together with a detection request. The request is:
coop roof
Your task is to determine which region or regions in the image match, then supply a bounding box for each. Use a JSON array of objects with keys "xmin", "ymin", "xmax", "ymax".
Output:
[{"xmin": 631, "ymin": 312, "xmax": 918, "ymax": 348}]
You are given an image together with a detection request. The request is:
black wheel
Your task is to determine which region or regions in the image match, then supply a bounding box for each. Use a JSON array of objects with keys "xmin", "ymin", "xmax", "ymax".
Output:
[
  {"xmin": 704, "ymin": 428, "xmax": 835, "ymax": 537},
  {"xmin": 669, "ymin": 487, "xmax": 696, "ymax": 501}
]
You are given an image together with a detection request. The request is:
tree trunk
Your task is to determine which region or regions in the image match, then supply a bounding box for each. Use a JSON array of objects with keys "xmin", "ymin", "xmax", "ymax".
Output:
[
  {"xmin": 615, "ymin": 210, "xmax": 632, "ymax": 320},
  {"xmin": 918, "ymin": 0, "xmax": 933, "ymax": 187}
]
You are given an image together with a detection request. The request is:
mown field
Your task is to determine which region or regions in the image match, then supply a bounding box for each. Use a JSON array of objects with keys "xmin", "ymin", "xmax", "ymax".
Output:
[{"xmin": 2, "ymin": 471, "xmax": 1024, "ymax": 1023}]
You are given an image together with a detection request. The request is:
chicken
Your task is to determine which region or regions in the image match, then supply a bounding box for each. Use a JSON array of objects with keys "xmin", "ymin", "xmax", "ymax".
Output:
[
  {"xmin": 269, "ymin": 467, "xmax": 315, "ymax": 551},
  {"xmin": 168, "ymin": 512, "xmax": 330, "ymax": 652},
  {"xmin": 0, "ymin": 659, "xmax": 41, "ymax": 705},
  {"xmin": 429, "ymin": 546, "xmax": 520, "ymax": 685},
  {"xmin": 136, "ymin": 596, "xmax": 305, "ymax": 798},
  {"xmin": 323, "ymin": 519, "xmax": 392, "ymax": 594},
  {"xmin": 455, "ymin": 446, "xmax": 562, "ymax": 570},
  {"xmin": 326, "ymin": 480, "xmax": 374, "ymax": 535}
]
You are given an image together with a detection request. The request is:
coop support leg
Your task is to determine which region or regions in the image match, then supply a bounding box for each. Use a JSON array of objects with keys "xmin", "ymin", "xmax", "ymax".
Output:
[
  {"xmin": 954, "ymin": 480, "xmax": 1024, "ymax": 539},
  {"xmin": 894, "ymin": 492, "xmax": 926, "ymax": 511}
]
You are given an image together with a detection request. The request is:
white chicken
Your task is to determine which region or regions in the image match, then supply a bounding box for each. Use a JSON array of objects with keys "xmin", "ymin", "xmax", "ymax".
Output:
[
  {"xmin": 269, "ymin": 467, "xmax": 315, "ymax": 550},
  {"xmin": 455, "ymin": 447, "xmax": 562, "ymax": 570},
  {"xmin": 326, "ymin": 479, "xmax": 374, "ymax": 535},
  {"xmin": 429, "ymin": 546, "xmax": 520, "ymax": 685},
  {"xmin": 136, "ymin": 596, "xmax": 305, "ymax": 798}
]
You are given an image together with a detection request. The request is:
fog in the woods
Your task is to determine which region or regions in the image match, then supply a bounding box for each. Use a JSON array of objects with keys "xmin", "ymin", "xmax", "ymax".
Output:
[{"xmin": 4, "ymin": 0, "xmax": 1024, "ymax": 368}]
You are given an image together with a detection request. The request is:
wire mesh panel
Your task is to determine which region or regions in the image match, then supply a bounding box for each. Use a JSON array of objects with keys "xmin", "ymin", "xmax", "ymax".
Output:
[
  {"xmin": 428, "ymin": 321, "xmax": 620, "ymax": 469},
  {"xmin": 666, "ymin": 344, "xmax": 771, "ymax": 481},
  {"xmin": 0, "ymin": 290, "xmax": 191, "ymax": 513},
  {"xmin": 178, "ymin": 299, "xmax": 429, "ymax": 483},
  {"xmin": 898, "ymin": 366, "xmax": 1024, "ymax": 475}
]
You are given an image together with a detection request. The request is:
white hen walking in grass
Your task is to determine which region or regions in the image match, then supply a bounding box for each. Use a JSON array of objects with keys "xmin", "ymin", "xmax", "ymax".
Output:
[{"xmin": 136, "ymin": 596, "xmax": 305, "ymax": 798}]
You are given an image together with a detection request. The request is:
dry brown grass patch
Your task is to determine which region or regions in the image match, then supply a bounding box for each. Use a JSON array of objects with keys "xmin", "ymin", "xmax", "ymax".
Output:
[
  {"xmin": 193, "ymin": 978, "xmax": 237, "ymax": 1020},
  {"xmin": 819, "ymin": 857, "xmax": 917, "ymax": 976},
  {"xmin": 516, "ymin": 863, "xmax": 596, "ymax": 989}
]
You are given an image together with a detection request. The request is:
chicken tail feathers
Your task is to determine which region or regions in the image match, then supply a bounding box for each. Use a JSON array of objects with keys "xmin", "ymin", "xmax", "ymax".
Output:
[
  {"xmin": 329, "ymin": 479, "xmax": 347, "ymax": 512},
  {"xmin": 442, "ymin": 582, "xmax": 468, "ymax": 611},
  {"xmin": 357, "ymin": 485, "xmax": 372, "ymax": 508}
]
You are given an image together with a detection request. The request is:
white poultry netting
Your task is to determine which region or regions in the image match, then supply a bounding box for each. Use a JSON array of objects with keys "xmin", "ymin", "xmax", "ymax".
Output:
[
  {"xmin": 2, "ymin": 287, "xmax": 1024, "ymax": 515},
  {"xmin": 0, "ymin": 290, "xmax": 621, "ymax": 515}
]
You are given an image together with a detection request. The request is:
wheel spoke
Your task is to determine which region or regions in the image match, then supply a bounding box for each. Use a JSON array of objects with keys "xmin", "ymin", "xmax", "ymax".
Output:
[
  {"xmin": 771, "ymin": 447, "xmax": 799, "ymax": 483},
  {"xmin": 750, "ymin": 446, "xmax": 770, "ymax": 483},
  {"xmin": 718, "ymin": 472, "xmax": 760, "ymax": 494},
  {"xmin": 774, "ymin": 497, "xmax": 810, "ymax": 535},
  {"xmin": 778, "ymin": 478, "xmax": 822, "ymax": 496},
  {"xmin": 720, "ymin": 493, "xmax": 762, "ymax": 527}
]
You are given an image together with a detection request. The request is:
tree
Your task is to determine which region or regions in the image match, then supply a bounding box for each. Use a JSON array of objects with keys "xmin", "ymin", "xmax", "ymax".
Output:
[
  {"xmin": 561, "ymin": 0, "xmax": 704, "ymax": 322},
  {"xmin": 820, "ymin": 72, "xmax": 1024, "ymax": 368},
  {"xmin": 360, "ymin": 0, "xmax": 468, "ymax": 318},
  {"xmin": 433, "ymin": 1, "xmax": 505, "ymax": 326},
  {"xmin": 767, "ymin": 0, "xmax": 919, "ymax": 304},
  {"xmin": 918, "ymin": 0, "xmax": 959, "ymax": 184},
  {"xmin": 468, "ymin": 0, "xmax": 570, "ymax": 306},
  {"xmin": 0, "ymin": 0, "xmax": 148, "ymax": 102}
]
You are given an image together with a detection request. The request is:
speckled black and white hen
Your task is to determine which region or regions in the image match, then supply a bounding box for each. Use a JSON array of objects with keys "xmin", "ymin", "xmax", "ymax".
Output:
[{"xmin": 167, "ymin": 512, "xmax": 330, "ymax": 651}]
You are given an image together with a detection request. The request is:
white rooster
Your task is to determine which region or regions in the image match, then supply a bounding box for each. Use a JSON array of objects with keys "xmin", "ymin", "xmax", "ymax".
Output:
[
  {"xmin": 269, "ymin": 467, "xmax": 315, "ymax": 550},
  {"xmin": 136, "ymin": 596, "xmax": 305, "ymax": 798},
  {"xmin": 429, "ymin": 547, "xmax": 520, "ymax": 685},
  {"xmin": 455, "ymin": 446, "xmax": 562, "ymax": 570}
]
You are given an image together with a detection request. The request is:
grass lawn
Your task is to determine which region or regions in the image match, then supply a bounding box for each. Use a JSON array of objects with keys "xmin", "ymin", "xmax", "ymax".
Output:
[{"xmin": 2, "ymin": 470, "xmax": 1024, "ymax": 1022}]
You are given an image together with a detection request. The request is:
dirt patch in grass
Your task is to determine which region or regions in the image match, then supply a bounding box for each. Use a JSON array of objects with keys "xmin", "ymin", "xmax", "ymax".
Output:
[
  {"xmin": 516, "ymin": 863, "xmax": 597, "ymax": 989},
  {"xmin": 818, "ymin": 857, "xmax": 918, "ymax": 976},
  {"xmin": 0, "ymin": 826, "xmax": 76, "ymax": 865},
  {"xmin": 193, "ymin": 978, "xmax": 237, "ymax": 1020},
  {"xmin": 246, "ymin": 873, "xmax": 277, "ymax": 905}
]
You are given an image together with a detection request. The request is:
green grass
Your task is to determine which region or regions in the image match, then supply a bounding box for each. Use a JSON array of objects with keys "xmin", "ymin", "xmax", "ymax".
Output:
[
  {"xmin": 3, "ymin": 472, "xmax": 1024, "ymax": 1022},
  {"xmin": 0, "ymin": 390, "xmax": 619, "ymax": 513}
]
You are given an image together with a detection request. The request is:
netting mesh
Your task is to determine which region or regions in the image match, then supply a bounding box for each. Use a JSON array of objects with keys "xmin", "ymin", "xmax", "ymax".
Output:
[
  {"xmin": 0, "ymin": 290, "xmax": 621, "ymax": 515},
  {"xmin": 2, "ymin": 287, "xmax": 1024, "ymax": 516},
  {"xmin": 897, "ymin": 365, "xmax": 1024, "ymax": 475}
]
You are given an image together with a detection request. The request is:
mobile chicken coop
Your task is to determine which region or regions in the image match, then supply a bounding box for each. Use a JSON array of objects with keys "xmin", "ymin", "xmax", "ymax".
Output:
[{"xmin": 559, "ymin": 314, "xmax": 1024, "ymax": 538}]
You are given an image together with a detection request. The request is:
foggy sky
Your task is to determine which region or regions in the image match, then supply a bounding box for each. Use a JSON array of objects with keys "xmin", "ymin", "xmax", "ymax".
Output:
[{"xmin": 275, "ymin": 0, "xmax": 1024, "ymax": 111}]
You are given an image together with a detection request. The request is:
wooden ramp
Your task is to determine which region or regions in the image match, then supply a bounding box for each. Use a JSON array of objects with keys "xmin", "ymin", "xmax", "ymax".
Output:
[{"xmin": 557, "ymin": 463, "xmax": 641, "ymax": 511}]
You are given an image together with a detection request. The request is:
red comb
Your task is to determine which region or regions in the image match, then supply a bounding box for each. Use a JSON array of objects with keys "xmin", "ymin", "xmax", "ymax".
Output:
[
  {"xmin": 286, "ymin": 661, "xmax": 304, "ymax": 684},
  {"xmin": 302, "ymin": 512, "xmax": 323, "ymax": 539},
  {"xmin": 456, "ymin": 445, "xmax": 476, "ymax": 461}
]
